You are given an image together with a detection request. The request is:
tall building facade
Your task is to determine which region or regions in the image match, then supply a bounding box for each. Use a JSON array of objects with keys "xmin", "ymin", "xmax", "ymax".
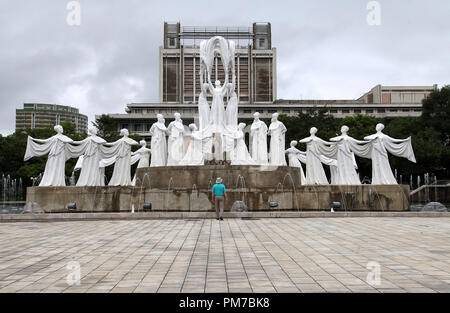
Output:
[
  {"xmin": 102, "ymin": 22, "xmax": 437, "ymax": 139},
  {"xmin": 159, "ymin": 22, "xmax": 276, "ymax": 104},
  {"xmin": 16, "ymin": 103, "xmax": 88, "ymax": 134}
]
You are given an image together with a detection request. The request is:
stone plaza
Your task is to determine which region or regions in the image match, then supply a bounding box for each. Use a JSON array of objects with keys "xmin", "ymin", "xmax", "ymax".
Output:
[{"xmin": 0, "ymin": 216, "xmax": 449, "ymax": 293}]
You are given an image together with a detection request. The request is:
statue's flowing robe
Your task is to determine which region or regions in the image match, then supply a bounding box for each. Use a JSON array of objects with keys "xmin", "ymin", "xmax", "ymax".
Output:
[
  {"xmin": 103, "ymin": 137, "xmax": 138, "ymax": 186},
  {"xmin": 24, "ymin": 134, "xmax": 73, "ymax": 186},
  {"xmin": 285, "ymin": 147, "xmax": 306, "ymax": 185},
  {"xmin": 225, "ymin": 92, "xmax": 238, "ymax": 130},
  {"xmin": 250, "ymin": 121, "xmax": 268, "ymax": 165},
  {"xmin": 167, "ymin": 120, "xmax": 185, "ymax": 166},
  {"xmin": 268, "ymin": 121, "xmax": 287, "ymax": 166},
  {"xmin": 130, "ymin": 147, "xmax": 151, "ymax": 186},
  {"xmin": 364, "ymin": 133, "xmax": 416, "ymax": 184},
  {"xmin": 209, "ymin": 85, "xmax": 227, "ymax": 133},
  {"xmin": 198, "ymin": 91, "xmax": 210, "ymax": 131},
  {"xmin": 227, "ymin": 130, "xmax": 256, "ymax": 165},
  {"xmin": 300, "ymin": 136, "xmax": 337, "ymax": 185},
  {"xmin": 149, "ymin": 122, "xmax": 168, "ymax": 167},
  {"xmin": 330, "ymin": 135, "xmax": 371, "ymax": 185},
  {"xmin": 179, "ymin": 131, "xmax": 207, "ymax": 166},
  {"xmin": 68, "ymin": 135, "xmax": 106, "ymax": 186}
]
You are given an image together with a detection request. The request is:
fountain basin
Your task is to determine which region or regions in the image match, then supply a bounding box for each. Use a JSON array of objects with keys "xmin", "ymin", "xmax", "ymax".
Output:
[{"xmin": 25, "ymin": 165, "xmax": 410, "ymax": 212}]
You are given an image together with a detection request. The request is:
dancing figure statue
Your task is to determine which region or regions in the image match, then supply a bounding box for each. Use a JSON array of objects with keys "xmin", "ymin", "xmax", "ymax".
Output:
[
  {"xmin": 149, "ymin": 114, "xmax": 169, "ymax": 167},
  {"xmin": 285, "ymin": 140, "xmax": 306, "ymax": 184},
  {"xmin": 103, "ymin": 129, "xmax": 139, "ymax": 186},
  {"xmin": 329, "ymin": 125, "xmax": 371, "ymax": 185},
  {"xmin": 268, "ymin": 113, "xmax": 287, "ymax": 166},
  {"xmin": 167, "ymin": 112, "xmax": 185, "ymax": 166},
  {"xmin": 300, "ymin": 127, "xmax": 338, "ymax": 185},
  {"xmin": 250, "ymin": 112, "xmax": 269, "ymax": 165},
  {"xmin": 131, "ymin": 140, "xmax": 151, "ymax": 186},
  {"xmin": 198, "ymin": 83, "xmax": 211, "ymax": 131},
  {"xmin": 179, "ymin": 124, "xmax": 209, "ymax": 166},
  {"xmin": 225, "ymin": 82, "xmax": 238, "ymax": 130},
  {"xmin": 364, "ymin": 123, "xmax": 416, "ymax": 184},
  {"xmin": 24, "ymin": 125, "xmax": 73, "ymax": 186},
  {"xmin": 227, "ymin": 123, "xmax": 256, "ymax": 165},
  {"xmin": 70, "ymin": 126, "xmax": 106, "ymax": 186}
]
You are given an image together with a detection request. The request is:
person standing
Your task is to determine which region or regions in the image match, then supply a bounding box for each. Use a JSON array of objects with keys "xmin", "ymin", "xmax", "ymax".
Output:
[{"xmin": 211, "ymin": 177, "xmax": 227, "ymax": 220}]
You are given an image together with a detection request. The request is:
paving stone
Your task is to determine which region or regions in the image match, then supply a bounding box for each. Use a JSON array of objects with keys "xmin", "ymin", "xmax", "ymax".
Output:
[{"xmin": 0, "ymin": 218, "xmax": 448, "ymax": 293}]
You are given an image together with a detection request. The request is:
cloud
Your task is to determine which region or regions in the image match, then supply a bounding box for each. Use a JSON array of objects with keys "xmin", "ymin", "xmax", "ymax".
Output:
[{"xmin": 0, "ymin": 0, "xmax": 449, "ymax": 135}]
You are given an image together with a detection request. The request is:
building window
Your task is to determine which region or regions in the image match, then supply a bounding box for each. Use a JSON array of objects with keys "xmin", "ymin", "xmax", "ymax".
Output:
[
  {"xmin": 342, "ymin": 109, "xmax": 350, "ymax": 113},
  {"xmin": 253, "ymin": 58, "xmax": 273, "ymax": 102},
  {"xmin": 259, "ymin": 38, "xmax": 265, "ymax": 48},
  {"xmin": 163, "ymin": 57, "xmax": 179, "ymax": 102},
  {"xmin": 366, "ymin": 109, "xmax": 373, "ymax": 113},
  {"xmin": 354, "ymin": 109, "xmax": 361, "ymax": 113},
  {"xmin": 378, "ymin": 108, "xmax": 385, "ymax": 113},
  {"xmin": 168, "ymin": 37, "xmax": 176, "ymax": 48}
]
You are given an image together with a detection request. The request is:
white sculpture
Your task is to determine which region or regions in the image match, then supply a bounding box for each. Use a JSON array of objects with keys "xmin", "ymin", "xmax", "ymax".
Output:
[
  {"xmin": 250, "ymin": 112, "xmax": 269, "ymax": 165},
  {"xmin": 103, "ymin": 129, "xmax": 138, "ymax": 186},
  {"xmin": 131, "ymin": 140, "xmax": 151, "ymax": 186},
  {"xmin": 268, "ymin": 113, "xmax": 287, "ymax": 166},
  {"xmin": 209, "ymin": 80, "xmax": 228, "ymax": 133},
  {"xmin": 167, "ymin": 112, "xmax": 185, "ymax": 166},
  {"xmin": 225, "ymin": 82, "xmax": 238, "ymax": 130},
  {"xmin": 364, "ymin": 123, "xmax": 416, "ymax": 184},
  {"xmin": 285, "ymin": 140, "xmax": 306, "ymax": 184},
  {"xmin": 329, "ymin": 125, "xmax": 371, "ymax": 185},
  {"xmin": 198, "ymin": 83, "xmax": 211, "ymax": 131},
  {"xmin": 24, "ymin": 125, "xmax": 73, "ymax": 186},
  {"xmin": 198, "ymin": 36, "xmax": 238, "ymax": 162},
  {"xmin": 299, "ymin": 127, "xmax": 338, "ymax": 185},
  {"xmin": 149, "ymin": 114, "xmax": 169, "ymax": 167},
  {"xmin": 227, "ymin": 123, "xmax": 256, "ymax": 165},
  {"xmin": 179, "ymin": 124, "xmax": 208, "ymax": 166},
  {"xmin": 70, "ymin": 126, "xmax": 106, "ymax": 186}
]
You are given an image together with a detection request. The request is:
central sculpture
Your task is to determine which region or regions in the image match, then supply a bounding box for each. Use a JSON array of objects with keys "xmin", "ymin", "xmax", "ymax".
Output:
[{"xmin": 195, "ymin": 36, "xmax": 239, "ymax": 162}]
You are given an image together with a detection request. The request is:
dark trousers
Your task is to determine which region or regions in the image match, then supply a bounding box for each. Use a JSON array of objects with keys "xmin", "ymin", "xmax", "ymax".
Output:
[{"xmin": 214, "ymin": 196, "xmax": 224, "ymax": 218}]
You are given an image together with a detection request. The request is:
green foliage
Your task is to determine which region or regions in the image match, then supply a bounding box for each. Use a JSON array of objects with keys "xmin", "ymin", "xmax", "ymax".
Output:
[
  {"xmin": 94, "ymin": 114, "xmax": 120, "ymax": 142},
  {"xmin": 279, "ymin": 108, "xmax": 339, "ymax": 150},
  {"xmin": 422, "ymin": 85, "xmax": 450, "ymax": 143},
  {"xmin": 0, "ymin": 123, "xmax": 87, "ymax": 187}
]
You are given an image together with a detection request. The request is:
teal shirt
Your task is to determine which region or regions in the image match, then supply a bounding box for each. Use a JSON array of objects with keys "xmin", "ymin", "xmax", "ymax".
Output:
[{"xmin": 212, "ymin": 183, "xmax": 226, "ymax": 196}]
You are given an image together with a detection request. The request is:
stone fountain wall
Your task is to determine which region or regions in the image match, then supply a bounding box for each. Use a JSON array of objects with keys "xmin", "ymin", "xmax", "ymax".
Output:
[{"xmin": 26, "ymin": 165, "xmax": 410, "ymax": 212}]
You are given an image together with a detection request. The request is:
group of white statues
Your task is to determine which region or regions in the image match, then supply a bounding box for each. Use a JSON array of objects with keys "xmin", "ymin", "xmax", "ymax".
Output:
[
  {"xmin": 23, "ymin": 118, "xmax": 416, "ymax": 187},
  {"xmin": 23, "ymin": 35, "xmax": 416, "ymax": 187},
  {"xmin": 285, "ymin": 123, "xmax": 416, "ymax": 185},
  {"xmin": 24, "ymin": 125, "xmax": 151, "ymax": 187}
]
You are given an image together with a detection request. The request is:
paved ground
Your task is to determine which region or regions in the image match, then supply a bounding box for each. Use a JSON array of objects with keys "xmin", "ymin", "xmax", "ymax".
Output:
[{"xmin": 0, "ymin": 217, "xmax": 449, "ymax": 293}]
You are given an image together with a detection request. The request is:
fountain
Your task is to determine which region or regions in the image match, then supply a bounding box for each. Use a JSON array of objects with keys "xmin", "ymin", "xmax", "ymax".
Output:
[{"xmin": 22, "ymin": 35, "xmax": 413, "ymax": 214}]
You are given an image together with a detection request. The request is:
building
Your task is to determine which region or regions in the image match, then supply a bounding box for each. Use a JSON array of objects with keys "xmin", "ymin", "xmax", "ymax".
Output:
[
  {"xmin": 358, "ymin": 84, "xmax": 436, "ymax": 105},
  {"xmin": 16, "ymin": 103, "xmax": 88, "ymax": 134},
  {"xmin": 102, "ymin": 21, "xmax": 437, "ymax": 139},
  {"xmin": 160, "ymin": 22, "xmax": 276, "ymax": 104}
]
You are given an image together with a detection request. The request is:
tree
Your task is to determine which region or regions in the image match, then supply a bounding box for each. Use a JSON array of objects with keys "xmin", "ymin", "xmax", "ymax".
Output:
[
  {"xmin": 422, "ymin": 85, "xmax": 450, "ymax": 144},
  {"xmin": 279, "ymin": 108, "xmax": 339, "ymax": 150},
  {"xmin": 94, "ymin": 114, "xmax": 120, "ymax": 142}
]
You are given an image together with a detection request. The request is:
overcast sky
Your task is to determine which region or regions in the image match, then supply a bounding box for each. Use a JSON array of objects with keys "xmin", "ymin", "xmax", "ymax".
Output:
[{"xmin": 0, "ymin": 0, "xmax": 449, "ymax": 135}]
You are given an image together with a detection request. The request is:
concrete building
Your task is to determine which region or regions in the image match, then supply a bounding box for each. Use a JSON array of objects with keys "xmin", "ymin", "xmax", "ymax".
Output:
[
  {"xmin": 160, "ymin": 22, "xmax": 276, "ymax": 104},
  {"xmin": 16, "ymin": 103, "xmax": 88, "ymax": 134},
  {"xmin": 358, "ymin": 84, "xmax": 437, "ymax": 105},
  {"xmin": 101, "ymin": 22, "xmax": 437, "ymax": 139}
]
